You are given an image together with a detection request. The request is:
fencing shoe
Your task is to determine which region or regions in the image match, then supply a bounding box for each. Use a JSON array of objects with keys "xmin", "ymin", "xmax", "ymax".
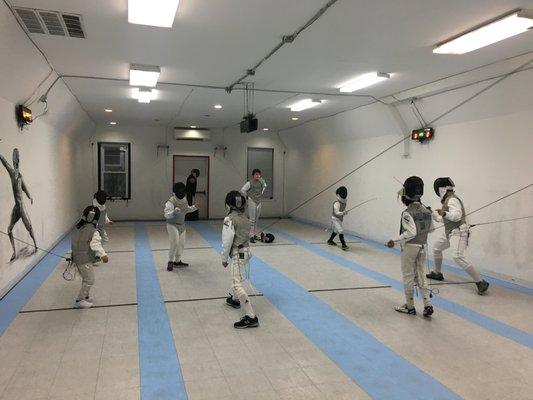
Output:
[
  {"xmin": 175, "ymin": 260, "xmax": 189, "ymax": 267},
  {"xmin": 234, "ymin": 315, "xmax": 259, "ymax": 329},
  {"xmin": 426, "ymin": 271, "xmax": 444, "ymax": 281},
  {"xmin": 226, "ymin": 293, "xmax": 240, "ymax": 309},
  {"xmin": 476, "ymin": 280, "xmax": 489, "ymax": 295},
  {"xmin": 327, "ymin": 240, "xmax": 337, "ymax": 246},
  {"xmin": 341, "ymin": 243, "xmax": 349, "ymax": 251},
  {"xmin": 423, "ymin": 305, "xmax": 434, "ymax": 317},
  {"xmin": 167, "ymin": 261, "xmax": 174, "ymax": 271},
  {"xmin": 395, "ymin": 304, "xmax": 416, "ymax": 315},
  {"xmin": 75, "ymin": 299, "xmax": 93, "ymax": 309}
]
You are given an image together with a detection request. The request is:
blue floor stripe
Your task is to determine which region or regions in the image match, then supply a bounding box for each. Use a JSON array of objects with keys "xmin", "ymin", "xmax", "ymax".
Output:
[
  {"xmin": 0, "ymin": 234, "xmax": 71, "ymax": 336},
  {"xmin": 192, "ymin": 221, "xmax": 460, "ymax": 400},
  {"xmin": 134, "ymin": 222, "xmax": 188, "ymax": 400},
  {"xmin": 271, "ymin": 226, "xmax": 533, "ymax": 350},
  {"xmin": 292, "ymin": 217, "xmax": 533, "ymax": 296}
]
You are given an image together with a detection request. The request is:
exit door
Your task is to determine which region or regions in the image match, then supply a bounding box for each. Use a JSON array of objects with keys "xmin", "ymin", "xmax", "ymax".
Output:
[{"xmin": 172, "ymin": 155, "xmax": 209, "ymax": 219}]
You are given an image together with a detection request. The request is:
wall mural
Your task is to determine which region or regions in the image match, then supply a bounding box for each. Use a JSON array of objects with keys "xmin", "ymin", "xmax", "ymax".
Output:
[{"xmin": 0, "ymin": 148, "xmax": 37, "ymax": 262}]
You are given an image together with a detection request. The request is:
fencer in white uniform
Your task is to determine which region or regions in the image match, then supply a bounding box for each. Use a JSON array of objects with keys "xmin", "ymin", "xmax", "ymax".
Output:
[
  {"xmin": 426, "ymin": 178, "xmax": 489, "ymax": 295},
  {"xmin": 387, "ymin": 176, "xmax": 433, "ymax": 317},
  {"xmin": 164, "ymin": 182, "xmax": 198, "ymax": 272},
  {"xmin": 92, "ymin": 190, "xmax": 113, "ymax": 242},
  {"xmin": 222, "ymin": 191, "xmax": 259, "ymax": 329},
  {"xmin": 327, "ymin": 186, "xmax": 349, "ymax": 250},
  {"xmin": 241, "ymin": 169, "xmax": 267, "ymax": 242}
]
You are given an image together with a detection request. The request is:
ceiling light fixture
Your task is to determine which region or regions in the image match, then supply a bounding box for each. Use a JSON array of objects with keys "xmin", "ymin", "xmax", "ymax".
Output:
[
  {"xmin": 129, "ymin": 64, "xmax": 160, "ymax": 87},
  {"xmin": 263, "ymin": 128, "xmax": 269, "ymax": 131},
  {"xmin": 291, "ymin": 117, "xmax": 299, "ymax": 121},
  {"xmin": 110, "ymin": 122, "xmax": 117, "ymax": 125},
  {"xmin": 434, "ymin": 10, "xmax": 533, "ymax": 54},
  {"xmin": 190, "ymin": 125, "xmax": 197, "ymax": 129},
  {"xmin": 339, "ymin": 72, "xmax": 390, "ymax": 93},
  {"xmin": 132, "ymin": 88, "xmax": 155, "ymax": 103},
  {"xmin": 128, "ymin": 0, "xmax": 180, "ymax": 28},
  {"xmin": 105, "ymin": 109, "xmax": 113, "ymax": 113},
  {"xmin": 289, "ymin": 99, "xmax": 322, "ymax": 112},
  {"xmin": 214, "ymin": 104, "xmax": 222, "ymax": 109}
]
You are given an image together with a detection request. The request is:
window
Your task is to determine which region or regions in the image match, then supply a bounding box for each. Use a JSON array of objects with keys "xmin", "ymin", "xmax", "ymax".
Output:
[
  {"xmin": 98, "ymin": 142, "xmax": 131, "ymax": 199},
  {"xmin": 247, "ymin": 147, "xmax": 274, "ymax": 199}
]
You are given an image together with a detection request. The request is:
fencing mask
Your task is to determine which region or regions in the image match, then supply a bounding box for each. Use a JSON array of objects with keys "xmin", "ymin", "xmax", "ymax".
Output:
[
  {"xmin": 173, "ymin": 182, "xmax": 187, "ymax": 199},
  {"xmin": 94, "ymin": 190, "xmax": 107, "ymax": 205},
  {"xmin": 225, "ymin": 190, "xmax": 246, "ymax": 212},
  {"xmin": 400, "ymin": 176, "xmax": 424, "ymax": 205},
  {"xmin": 434, "ymin": 177, "xmax": 455, "ymax": 199},
  {"xmin": 336, "ymin": 186, "xmax": 348, "ymax": 200},
  {"xmin": 261, "ymin": 232, "xmax": 275, "ymax": 243}
]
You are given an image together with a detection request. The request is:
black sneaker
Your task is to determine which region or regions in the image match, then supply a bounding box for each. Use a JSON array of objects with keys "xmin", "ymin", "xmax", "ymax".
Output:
[
  {"xmin": 234, "ymin": 315, "xmax": 259, "ymax": 329},
  {"xmin": 250, "ymin": 237, "xmax": 256, "ymax": 243},
  {"xmin": 175, "ymin": 260, "xmax": 189, "ymax": 267},
  {"xmin": 426, "ymin": 271, "xmax": 444, "ymax": 281},
  {"xmin": 226, "ymin": 294, "xmax": 240, "ymax": 309},
  {"xmin": 327, "ymin": 240, "xmax": 337, "ymax": 246},
  {"xmin": 395, "ymin": 304, "xmax": 416, "ymax": 315},
  {"xmin": 423, "ymin": 305, "xmax": 434, "ymax": 317},
  {"xmin": 341, "ymin": 244, "xmax": 349, "ymax": 251},
  {"xmin": 167, "ymin": 262, "xmax": 174, "ymax": 271},
  {"xmin": 476, "ymin": 280, "xmax": 489, "ymax": 295}
]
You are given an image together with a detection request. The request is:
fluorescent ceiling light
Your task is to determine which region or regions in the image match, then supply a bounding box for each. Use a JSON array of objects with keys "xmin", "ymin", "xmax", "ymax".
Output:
[
  {"xmin": 190, "ymin": 125, "xmax": 197, "ymax": 129},
  {"xmin": 128, "ymin": 0, "xmax": 180, "ymax": 28},
  {"xmin": 289, "ymin": 99, "xmax": 322, "ymax": 112},
  {"xmin": 291, "ymin": 117, "xmax": 299, "ymax": 121},
  {"xmin": 434, "ymin": 10, "xmax": 533, "ymax": 54},
  {"xmin": 130, "ymin": 64, "xmax": 160, "ymax": 87},
  {"xmin": 263, "ymin": 128, "xmax": 269, "ymax": 131},
  {"xmin": 132, "ymin": 88, "xmax": 156, "ymax": 103},
  {"xmin": 214, "ymin": 104, "xmax": 222, "ymax": 109},
  {"xmin": 110, "ymin": 122, "xmax": 117, "ymax": 125},
  {"xmin": 104, "ymin": 109, "xmax": 113, "ymax": 113},
  {"xmin": 339, "ymin": 72, "xmax": 390, "ymax": 93}
]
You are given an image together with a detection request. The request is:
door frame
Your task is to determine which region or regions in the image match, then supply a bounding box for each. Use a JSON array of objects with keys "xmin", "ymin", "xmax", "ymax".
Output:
[{"xmin": 172, "ymin": 154, "xmax": 210, "ymax": 219}]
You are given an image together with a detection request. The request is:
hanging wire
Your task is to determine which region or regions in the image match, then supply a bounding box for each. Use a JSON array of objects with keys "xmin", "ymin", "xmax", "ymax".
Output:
[{"xmin": 0, "ymin": 230, "xmax": 69, "ymax": 260}]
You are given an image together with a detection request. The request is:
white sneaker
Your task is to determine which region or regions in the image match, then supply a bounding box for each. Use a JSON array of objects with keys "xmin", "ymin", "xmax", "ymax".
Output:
[{"xmin": 74, "ymin": 299, "xmax": 93, "ymax": 309}]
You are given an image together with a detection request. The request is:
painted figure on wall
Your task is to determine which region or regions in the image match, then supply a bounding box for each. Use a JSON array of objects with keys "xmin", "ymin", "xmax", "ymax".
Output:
[{"xmin": 0, "ymin": 148, "xmax": 37, "ymax": 261}]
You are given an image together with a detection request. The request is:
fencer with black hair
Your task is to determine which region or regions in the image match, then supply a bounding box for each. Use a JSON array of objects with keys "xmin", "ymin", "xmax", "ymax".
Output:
[
  {"xmin": 164, "ymin": 182, "xmax": 198, "ymax": 271},
  {"xmin": 328, "ymin": 186, "xmax": 349, "ymax": 250},
  {"xmin": 427, "ymin": 178, "xmax": 489, "ymax": 295},
  {"xmin": 71, "ymin": 205, "xmax": 109, "ymax": 309},
  {"xmin": 92, "ymin": 190, "xmax": 113, "ymax": 242},
  {"xmin": 241, "ymin": 169, "xmax": 267, "ymax": 242},
  {"xmin": 387, "ymin": 176, "xmax": 434, "ymax": 317},
  {"xmin": 222, "ymin": 190, "xmax": 259, "ymax": 329}
]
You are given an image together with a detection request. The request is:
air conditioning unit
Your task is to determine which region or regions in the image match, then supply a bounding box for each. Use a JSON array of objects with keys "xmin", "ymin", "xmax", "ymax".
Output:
[{"xmin": 174, "ymin": 128, "xmax": 211, "ymax": 141}]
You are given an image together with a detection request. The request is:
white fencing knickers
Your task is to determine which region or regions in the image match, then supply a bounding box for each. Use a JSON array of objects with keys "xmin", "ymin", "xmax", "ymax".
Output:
[
  {"xmin": 76, "ymin": 262, "xmax": 95, "ymax": 300},
  {"xmin": 231, "ymin": 247, "xmax": 255, "ymax": 318},
  {"xmin": 167, "ymin": 223, "xmax": 186, "ymax": 263},
  {"xmin": 433, "ymin": 225, "xmax": 481, "ymax": 282},
  {"xmin": 331, "ymin": 217, "xmax": 344, "ymax": 234},
  {"xmin": 247, "ymin": 198, "xmax": 262, "ymax": 237},
  {"xmin": 401, "ymin": 244, "xmax": 431, "ymax": 308}
]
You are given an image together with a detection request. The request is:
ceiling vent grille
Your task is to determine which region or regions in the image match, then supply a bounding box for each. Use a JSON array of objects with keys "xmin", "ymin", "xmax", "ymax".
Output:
[
  {"xmin": 13, "ymin": 7, "xmax": 85, "ymax": 38},
  {"xmin": 14, "ymin": 7, "xmax": 45, "ymax": 34}
]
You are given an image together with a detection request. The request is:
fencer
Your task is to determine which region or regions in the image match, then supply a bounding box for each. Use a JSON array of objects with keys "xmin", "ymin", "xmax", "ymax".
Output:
[
  {"xmin": 426, "ymin": 178, "xmax": 489, "ymax": 295},
  {"xmin": 71, "ymin": 205, "xmax": 109, "ymax": 309},
  {"xmin": 327, "ymin": 186, "xmax": 349, "ymax": 250},
  {"xmin": 387, "ymin": 176, "xmax": 434, "ymax": 317},
  {"xmin": 164, "ymin": 182, "xmax": 198, "ymax": 271},
  {"xmin": 241, "ymin": 169, "xmax": 267, "ymax": 242},
  {"xmin": 222, "ymin": 190, "xmax": 259, "ymax": 329},
  {"xmin": 92, "ymin": 190, "xmax": 113, "ymax": 242}
]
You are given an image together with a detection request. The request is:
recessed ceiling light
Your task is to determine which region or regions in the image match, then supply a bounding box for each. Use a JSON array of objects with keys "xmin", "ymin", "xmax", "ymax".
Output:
[
  {"xmin": 339, "ymin": 72, "xmax": 390, "ymax": 93},
  {"xmin": 105, "ymin": 109, "xmax": 113, "ymax": 113},
  {"xmin": 190, "ymin": 125, "xmax": 197, "ymax": 129},
  {"xmin": 214, "ymin": 104, "xmax": 222, "ymax": 109},
  {"xmin": 289, "ymin": 99, "xmax": 322, "ymax": 112},
  {"xmin": 128, "ymin": 0, "xmax": 180, "ymax": 28},
  {"xmin": 110, "ymin": 122, "xmax": 117, "ymax": 125},
  {"xmin": 263, "ymin": 128, "xmax": 269, "ymax": 131},
  {"xmin": 132, "ymin": 88, "xmax": 156, "ymax": 103},
  {"xmin": 129, "ymin": 64, "xmax": 160, "ymax": 87},
  {"xmin": 291, "ymin": 117, "xmax": 299, "ymax": 121},
  {"xmin": 434, "ymin": 10, "xmax": 533, "ymax": 54}
]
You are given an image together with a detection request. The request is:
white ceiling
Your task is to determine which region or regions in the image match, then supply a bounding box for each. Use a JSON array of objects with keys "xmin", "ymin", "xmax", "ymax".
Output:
[{"xmin": 10, "ymin": 0, "xmax": 533, "ymax": 130}]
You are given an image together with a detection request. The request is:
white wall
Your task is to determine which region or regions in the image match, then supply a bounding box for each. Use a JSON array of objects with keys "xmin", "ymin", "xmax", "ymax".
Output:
[
  {"xmin": 281, "ymin": 66, "xmax": 533, "ymax": 284},
  {"xmin": 91, "ymin": 125, "xmax": 286, "ymax": 220},
  {"xmin": 0, "ymin": 4, "xmax": 95, "ymax": 296}
]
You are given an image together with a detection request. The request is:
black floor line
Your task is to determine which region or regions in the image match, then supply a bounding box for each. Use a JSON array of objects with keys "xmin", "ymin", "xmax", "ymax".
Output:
[
  {"xmin": 309, "ymin": 285, "xmax": 391, "ymax": 293},
  {"xmin": 429, "ymin": 281, "xmax": 477, "ymax": 286}
]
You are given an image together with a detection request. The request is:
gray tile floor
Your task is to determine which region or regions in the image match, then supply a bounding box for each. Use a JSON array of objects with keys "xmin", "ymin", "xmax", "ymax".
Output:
[{"xmin": 0, "ymin": 220, "xmax": 531, "ymax": 400}]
